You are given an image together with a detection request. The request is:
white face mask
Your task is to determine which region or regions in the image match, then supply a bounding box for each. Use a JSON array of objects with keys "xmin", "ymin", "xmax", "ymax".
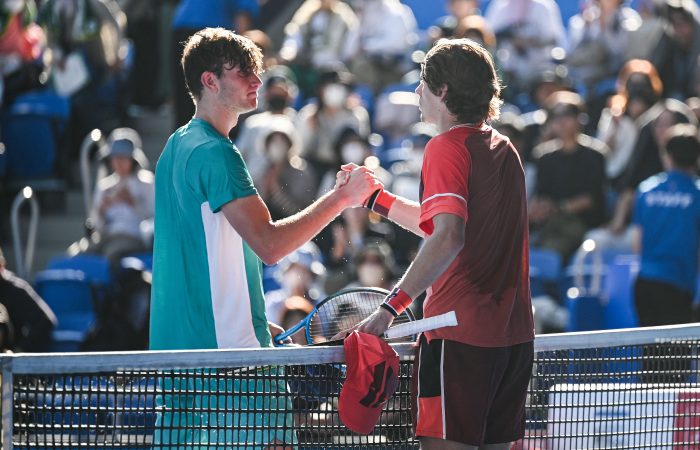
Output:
[
  {"xmin": 267, "ymin": 138, "xmax": 290, "ymax": 163},
  {"xmin": 357, "ymin": 263, "xmax": 386, "ymax": 287},
  {"xmin": 322, "ymin": 84, "xmax": 348, "ymax": 109},
  {"xmin": 341, "ymin": 142, "xmax": 367, "ymax": 164}
]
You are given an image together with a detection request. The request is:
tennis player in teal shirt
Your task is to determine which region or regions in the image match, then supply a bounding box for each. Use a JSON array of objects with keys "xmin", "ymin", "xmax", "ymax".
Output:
[{"xmin": 150, "ymin": 28, "xmax": 381, "ymax": 449}]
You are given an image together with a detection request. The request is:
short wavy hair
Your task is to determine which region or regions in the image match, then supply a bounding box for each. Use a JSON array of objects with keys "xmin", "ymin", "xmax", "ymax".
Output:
[
  {"xmin": 181, "ymin": 27, "xmax": 264, "ymax": 100},
  {"xmin": 421, "ymin": 38, "xmax": 502, "ymax": 124}
]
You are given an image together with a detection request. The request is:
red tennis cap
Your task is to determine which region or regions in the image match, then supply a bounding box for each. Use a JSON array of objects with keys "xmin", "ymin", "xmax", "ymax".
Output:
[{"xmin": 339, "ymin": 331, "xmax": 400, "ymax": 434}]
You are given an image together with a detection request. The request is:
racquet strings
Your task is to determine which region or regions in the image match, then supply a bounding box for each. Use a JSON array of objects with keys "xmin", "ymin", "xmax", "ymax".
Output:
[{"xmin": 308, "ymin": 289, "xmax": 413, "ymax": 343}]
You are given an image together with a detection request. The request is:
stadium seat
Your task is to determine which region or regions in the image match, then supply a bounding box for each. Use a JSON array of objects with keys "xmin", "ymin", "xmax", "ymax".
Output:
[
  {"xmin": 34, "ymin": 268, "xmax": 100, "ymax": 352},
  {"xmin": 1, "ymin": 91, "xmax": 70, "ymax": 179},
  {"xmin": 603, "ymin": 254, "xmax": 639, "ymax": 329},
  {"xmin": 47, "ymin": 254, "xmax": 112, "ymax": 285},
  {"xmin": 529, "ymin": 248, "xmax": 561, "ymax": 297},
  {"xmin": 400, "ymin": 0, "xmax": 445, "ymax": 30},
  {"xmin": 566, "ymin": 292, "xmax": 606, "ymax": 332}
]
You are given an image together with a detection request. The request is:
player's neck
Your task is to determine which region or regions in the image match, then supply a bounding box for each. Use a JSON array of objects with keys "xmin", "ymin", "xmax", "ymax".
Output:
[
  {"xmin": 438, "ymin": 112, "xmax": 481, "ymax": 134},
  {"xmin": 194, "ymin": 100, "xmax": 239, "ymax": 138}
]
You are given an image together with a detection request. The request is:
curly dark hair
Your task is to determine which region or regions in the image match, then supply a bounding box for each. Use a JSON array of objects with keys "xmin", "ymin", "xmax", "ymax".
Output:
[
  {"xmin": 181, "ymin": 27, "xmax": 264, "ymax": 100},
  {"xmin": 421, "ymin": 38, "xmax": 502, "ymax": 124}
]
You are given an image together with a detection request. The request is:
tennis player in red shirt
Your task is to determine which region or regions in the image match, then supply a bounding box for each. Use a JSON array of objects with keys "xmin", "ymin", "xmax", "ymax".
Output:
[{"xmin": 347, "ymin": 39, "xmax": 535, "ymax": 450}]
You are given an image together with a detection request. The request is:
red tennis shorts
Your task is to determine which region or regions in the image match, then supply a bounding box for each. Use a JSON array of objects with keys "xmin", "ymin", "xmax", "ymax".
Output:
[{"xmin": 411, "ymin": 335, "xmax": 534, "ymax": 446}]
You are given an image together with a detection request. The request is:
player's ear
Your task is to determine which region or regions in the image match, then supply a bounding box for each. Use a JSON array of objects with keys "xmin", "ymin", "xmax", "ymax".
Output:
[
  {"xmin": 200, "ymin": 71, "xmax": 219, "ymax": 94},
  {"xmin": 437, "ymin": 84, "xmax": 448, "ymax": 101}
]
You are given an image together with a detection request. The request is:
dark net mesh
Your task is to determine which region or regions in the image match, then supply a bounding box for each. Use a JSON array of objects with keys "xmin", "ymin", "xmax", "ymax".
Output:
[{"xmin": 7, "ymin": 337, "xmax": 700, "ymax": 449}]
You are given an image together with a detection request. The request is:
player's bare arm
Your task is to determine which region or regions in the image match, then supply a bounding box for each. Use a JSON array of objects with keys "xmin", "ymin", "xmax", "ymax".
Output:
[
  {"xmin": 348, "ymin": 213, "xmax": 465, "ymax": 337},
  {"xmin": 222, "ymin": 166, "xmax": 382, "ymax": 265}
]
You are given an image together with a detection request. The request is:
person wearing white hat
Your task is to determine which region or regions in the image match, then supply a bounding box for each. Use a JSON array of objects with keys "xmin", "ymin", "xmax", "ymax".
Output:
[{"xmin": 86, "ymin": 127, "xmax": 154, "ymax": 267}]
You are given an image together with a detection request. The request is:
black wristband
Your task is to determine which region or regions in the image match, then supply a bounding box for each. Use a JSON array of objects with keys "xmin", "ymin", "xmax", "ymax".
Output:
[
  {"xmin": 379, "ymin": 302, "xmax": 399, "ymax": 318},
  {"xmin": 365, "ymin": 189, "xmax": 381, "ymax": 210}
]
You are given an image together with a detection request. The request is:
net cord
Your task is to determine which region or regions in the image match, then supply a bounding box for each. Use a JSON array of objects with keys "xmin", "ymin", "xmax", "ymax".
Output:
[{"xmin": 1, "ymin": 324, "xmax": 699, "ymax": 375}]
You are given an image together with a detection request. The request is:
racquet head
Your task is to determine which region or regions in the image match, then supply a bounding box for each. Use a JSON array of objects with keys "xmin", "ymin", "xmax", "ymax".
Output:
[{"xmin": 306, "ymin": 287, "xmax": 414, "ymax": 344}]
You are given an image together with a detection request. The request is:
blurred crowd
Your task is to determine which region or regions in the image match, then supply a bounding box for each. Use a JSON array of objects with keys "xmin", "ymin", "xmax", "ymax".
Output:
[{"xmin": 1, "ymin": 0, "xmax": 700, "ymax": 351}]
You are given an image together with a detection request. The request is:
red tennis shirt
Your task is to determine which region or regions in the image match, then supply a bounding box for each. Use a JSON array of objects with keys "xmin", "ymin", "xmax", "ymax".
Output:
[{"xmin": 418, "ymin": 124, "xmax": 534, "ymax": 347}]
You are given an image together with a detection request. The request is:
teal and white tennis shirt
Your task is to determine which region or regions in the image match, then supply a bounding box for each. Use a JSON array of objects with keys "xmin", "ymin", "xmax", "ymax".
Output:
[{"xmin": 150, "ymin": 118, "xmax": 272, "ymax": 350}]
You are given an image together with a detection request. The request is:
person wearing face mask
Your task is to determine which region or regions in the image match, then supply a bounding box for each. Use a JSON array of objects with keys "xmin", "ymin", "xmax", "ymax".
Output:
[
  {"xmin": 316, "ymin": 127, "xmax": 391, "ymax": 195},
  {"xmin": 349, "ymin": 240, "xmax": 398, "ymax": 290},
  {"xmin": 235, "ymin": 67, "xmax": 299, "ymax": 182},
  {"xmin": 264, "ymin": 241, "xmax": 326, "ymax": 330},
  {"xmin": 295, "ymin": 66, "xmax": 370, "ymax": 175},
  {"xmin": 258, "ymin": 120, "xmax": 320, "ymax": 220}
]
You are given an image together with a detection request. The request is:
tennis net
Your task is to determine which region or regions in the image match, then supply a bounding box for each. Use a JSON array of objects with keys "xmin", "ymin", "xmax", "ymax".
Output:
[{"xmin": 2, "ymin": 324, "xmax": 700, "ymax": 449}]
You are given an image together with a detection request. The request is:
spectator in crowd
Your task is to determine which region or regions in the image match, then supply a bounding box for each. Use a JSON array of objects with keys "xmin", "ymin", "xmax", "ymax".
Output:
[
  {"xmin": 235, "ymin": 67, "xmax": 299, "ymax": 182},
  {"xmin": 609, "ymin": 98, "xmax": 696, "ymax": 234},
  {"xmin": 429, "ymin": 0, "xmax": 480, "ymax": 44},
  {"xmin": 622, "ymin": 0, "xmax": 666, "ymax": 62},
  {"xmin": 597, "ymin": 59, "xmax": 664, "ymax": 194},
  {"xmin": 0, "ymin": 248, "xmax": 57, "ymax": 352},
  {"xmin": 453, "ymin": 14, "xmax": 497, "ymax": 54},
  {"xmin": 316, "ymin": 126, "xmax": 389, "ymax": 194},
  {"xmin": 87, "ymin": 127, "xmax": 154, "ymax": 268},
  {"xmin": 0, "ymin": 0, "xmax": 45, "ymax": 108},
  {"xmin": 485, "ymin": 0, "xmax": 567, "ymax": 95},
  {"xmin": 257, "ymin": 118, "xmax": 319, "ymax": 220},
  {"xmin": 0, "ymin": 304, "xmax": 13, "ymax": 353},
  {"xmin": 385, "ymin": 122, "xmax": 437, "ymax": 200},
  {"xmin": 566, "ymin": 0, "xmax": 642, "ymax": 95},
  {"xmin": 243, "ymin": 29, "xmax": 278, "ymax": 69},
  {"xmin": 650, "ymin": 0, "xmax": 700, "ymax": 99},
  {"xmin": 519, "ymin": 69, "xmax": 574, "ymax": 160},
  {"xmin": 347, "ymin": 239, "xmax": 398, "ymax": 291},
  {"xmin": 170, "ymin": 0, "xmax": 259, "ymax": 129},
  {"xmin": 265, "ymin": 241, "xmax": 326, "ymax": 340},
  {"xmin": 631, "ymin": 123, "xmax": 700, "ymax": 327},
  {"xmin": 296, "ymin": 66, "xmax": 370, "ymax": 175},
  {"xmin": 529, "ymin": 91, "xmax": 608, "ymax": 262},
  {"xmin": 344, "ymin": 0, "xmax": 418, "ymax": 94},
  {"xmin": 278, "ymin": 0, "xmax": 357, "ymax": 97},
  {"xmin": 118, "ymin": 0, "xmax": 164, "ymax": 109},
  {"xmin": 39, "ymin": 0, "xmax": 128, "ymax": 151}
]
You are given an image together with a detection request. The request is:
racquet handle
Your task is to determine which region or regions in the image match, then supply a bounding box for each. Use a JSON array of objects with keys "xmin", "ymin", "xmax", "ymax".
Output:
[{"xmin": 384, "ymin": 311, "xmax": 458, "ymax": 339}]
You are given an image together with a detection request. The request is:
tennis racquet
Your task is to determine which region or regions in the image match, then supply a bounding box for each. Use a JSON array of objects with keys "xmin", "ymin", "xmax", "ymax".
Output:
[{"xmin": 273, "ymin": 287, "xmax": 415, "ymax": 345}]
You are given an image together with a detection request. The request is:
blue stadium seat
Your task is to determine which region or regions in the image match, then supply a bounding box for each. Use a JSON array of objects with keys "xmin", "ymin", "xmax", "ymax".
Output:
[
  {"xmin": 603, "ymin": 254, "xmax": 639, "ymax": 329},
  {"xmin": 400, "ymin": 0, "xmax": 445, "ymax": 30},
  {"xmin": 0, "ymin": 91, "xmax": 70, "ymax": 179},
  {"xmin": 529, "ymin": 248, "xmax": 561, "ymax": 297},
  {"xmin": 47, "ymin": 254, "xmax": 112, "ymax": 285},
  {"xmin": 566, "ymin": 293, "xmax": 606, "ymax": 332},
  {"xmin": 34, "ymin": 268, "xmax": 99, "ymax": 352}
]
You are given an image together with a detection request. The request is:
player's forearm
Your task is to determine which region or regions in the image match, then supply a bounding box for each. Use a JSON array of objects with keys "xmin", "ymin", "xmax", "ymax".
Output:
[
  {"xmin": 365, "ymin": 189, "xmax": 424, "ymax": 237},
  {"xmin": 387, "ymin": 195, "xmax": 424, "ymax": 237},
  {"xmin": 396, "ymin": 218, "xmax": 465, "ymax": 300},
  {"xmin": 258, "ymin": 190, "xmax": 348, "ymax": 263}
]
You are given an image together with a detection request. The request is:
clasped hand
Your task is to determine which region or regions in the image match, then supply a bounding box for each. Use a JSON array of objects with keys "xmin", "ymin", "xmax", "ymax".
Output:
[{"xmin": 334, "ymin": 163, "xmax": 383, "ymax": 207}]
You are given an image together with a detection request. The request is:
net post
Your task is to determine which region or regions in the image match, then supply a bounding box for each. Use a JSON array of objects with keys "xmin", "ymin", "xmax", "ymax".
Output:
[{"xmin": 1, "ymin": 365, "xmax": 12, "ymax": 450}]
